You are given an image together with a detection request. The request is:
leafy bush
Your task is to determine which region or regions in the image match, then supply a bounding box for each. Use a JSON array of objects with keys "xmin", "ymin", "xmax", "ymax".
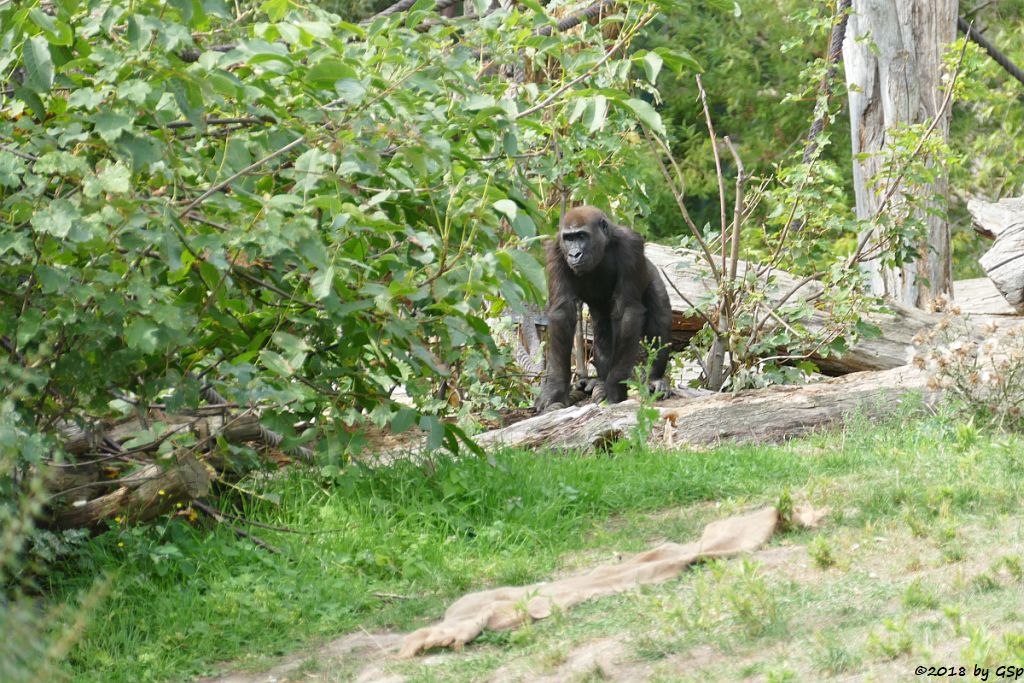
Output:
[{"xmin": 0, "ymin": 0, "xmax": 690, "ymax": 461}]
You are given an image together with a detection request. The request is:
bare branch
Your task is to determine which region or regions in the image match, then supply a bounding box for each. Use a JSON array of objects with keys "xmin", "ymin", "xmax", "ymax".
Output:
[{"xmin": 696, "ymin": 74, "xmax": 728, "ymax": 279}]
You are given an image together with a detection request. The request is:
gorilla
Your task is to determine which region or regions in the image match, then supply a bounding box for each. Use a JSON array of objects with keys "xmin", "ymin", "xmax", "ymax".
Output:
[{"xmin": 535, "ymin": 206, "xmax": 672, "ymax": 412}]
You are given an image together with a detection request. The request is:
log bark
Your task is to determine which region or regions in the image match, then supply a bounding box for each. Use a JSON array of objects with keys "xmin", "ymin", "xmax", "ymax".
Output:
[
  {"xmin": 953, "ymin": 278, "xmax": 1020, "ymax": 316},
  {"xmin": 476, "ymin": 365, "xmax": 930, "ymax": 452},
  {"xmin": 648, "ymin": 245, "xmax": 938, "ymax": 374},
  {"xmin": 48, "ymin": 453, "xmax": 211, "ymax": 531},
  {"xmin": 45, "ymin": 414, "xmax": 280, "ymax": 530},
  {"xmin": 843, "ymin": 0, "xmax": 956, "ymax": 307},
  {"xmin": 967, "ymin": 196, "xmax": 1024, "ymax": 311}
]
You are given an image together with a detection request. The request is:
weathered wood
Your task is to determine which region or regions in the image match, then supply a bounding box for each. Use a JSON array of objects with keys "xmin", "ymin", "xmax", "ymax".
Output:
[
  {"xmin": 843, "ymin": 0, "xmax": 956, "ymax": 306},
  {"xmin": 476, "ymin": 365, "xmax": 930, "ymax": 452},
  {"xmin": 968, "ymin": 196, "xmax": 1024, "ymax": 240},
  {"xmin": 49, "ymin": 453, "xmax": 211, "ymax": 531},
  {"xmin": 967, "ymin": 196, "xmax": 1024, "ymax": 311},
  {"xmin": 370, "ymin": 367, "xmax": 932, "ymax": 458},
  {"xmin": 954, "ymin": 278, "xmax": 1020, "ymax": 316},
  {"xmin": 648, "ymin": 245, "xmax": 939, "ymax": 374},
  {"xmin": 44, "ymin": 413, "xmax": 281, "ymax": 530}
]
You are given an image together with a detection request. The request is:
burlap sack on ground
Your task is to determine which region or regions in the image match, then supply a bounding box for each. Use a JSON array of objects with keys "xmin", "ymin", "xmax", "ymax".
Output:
[{"xmin": 400, "ymin": 505, "xmax": 823, "ymax": 658}]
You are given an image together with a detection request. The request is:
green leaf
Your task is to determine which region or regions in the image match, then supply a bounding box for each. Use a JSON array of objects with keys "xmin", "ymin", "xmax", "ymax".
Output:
[
  {"xmin": 623, "ymin": 98, "xmax": 666, "ymax": 136},
  {"xmin": 22, "ymin": 35, "xmax": 54, "ymax": 94},
  {"xmin": 34, "ymin": 151, "xmax": 89, "ymax": 176},
  {"xmin": 169, "ymin": 77, "xmax": 205, "ymax": 132},
  {"xmin": 333, "ymin": 78, "xmax": 366, "ymax": 105},
  {"xmin": 92, "ymin": 112, "xmax": 133, "ymax": 143},
  {"xmin": 465, "ymin": 94, "xmax": 496, "ymax": 111},
  {"xmin": 117, "ymin": 133, "xmax": 162, "ymax": 172},
  {"xmin": 97, "ymin": 161, "xmax": 131, "ymax": 195},
  {"xmin": 260, "ymin": 0, "xmax": 289, "ymax": 21},
  {"xmin": 641, "ymin": 51, "xmax": 663, "ymax": 85},
  {"xmin": 653, "ymin": 46, "xmax": 702, "ymax": 75},
  {"xmin": 493, "ymin": 199, "xmax": 518, "ymax": 221},
  {"xmin": 568, "ymin": 97, "xmax": 587, "ymax": 125},
  {"xmin": 125, "ymin": 319, "xmax": 161, "ymax": 353},
  {"xmin": 421, "ymin": 414, "xmax": 444, "ymax": 451},
  {"xmin": 310, "ymin": 266, "xmax": 334, "ymax": 300},
  {"xmin": 0, "ymin": 153, "xmax": 26, "ymax": 188},
  {"xmin": 508, "ymin": 249, "xmax": 545, "ymax": 294},
  {"xmin": 855, "ymin": 321, "xmax": 883, "ymax": 339},
  {"xmin": 30, "ymin": 199, "xmax": 79, "ymax": 238},
  {"xmin": 260, "ymin": 349, "xmax": 295, "ymax": 377},
  {"xmin": 391, "ymin": 408, "xmax": 417, "ymax": 433},
  {"xmin": 29, "ymin": 9, "xmax": 73, "ymax": 46},
  {"xmin": 293, "ymin": 148, "xmax": 324, "ymax": 193},
  {"xmin": 386, "ymin": 166, "xmax": 415, "ymax": 189},
  {"xmin": 585, "ymin": 95, "xmax": 607, "ymax": 133},
  {"xmin": 306, "ymin": 59, "xmax": 357, "ymax": 88},
  {"xmin": 16, "ymin": 309, "xmax": 43, "ymax": 348}
]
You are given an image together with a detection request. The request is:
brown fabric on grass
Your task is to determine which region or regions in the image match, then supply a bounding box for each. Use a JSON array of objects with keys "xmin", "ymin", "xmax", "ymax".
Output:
[{"xmin": 399, "ymin": 505, "xmax": 823, "ymax": 658}]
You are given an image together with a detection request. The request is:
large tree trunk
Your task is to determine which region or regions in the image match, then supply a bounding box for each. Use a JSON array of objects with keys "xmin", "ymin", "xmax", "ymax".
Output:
[{"xmin": 844, "ymin": 0, "xmax": 957, "ymax": 307}]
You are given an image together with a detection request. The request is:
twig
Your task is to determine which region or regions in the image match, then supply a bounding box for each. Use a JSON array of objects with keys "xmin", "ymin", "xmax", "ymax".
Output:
[
  {"xmin": 199, "ymin": 381, "xmax": 314, "ymax": 463},
  {"xmin": 177, "ymin": 135, "xmax": 306, "ymax": 218},
  {"xmin": 515, "ymin": 11, "xmax": 655, "ymax": 121},
  {"xmin": 747, "ymin": 272, "xmax": 823, "ymax": 347},
  {"xmin": 723, "ymin": 136, "xmax": 745, "ymax": 284},
  {"xmin": 660, "ymin": 267, "xmax": 718, "ymax": 334},
  {"xmin": 164, "ymin": 116, "xmax": 274, "ymax": 130},
  {"xmin": 373, "ymin": 592, "xmax": 412, "ymax": 600},
  {"xmin": 696, "ymin": 74, "xmax": 728, "ymax": 279},
  {"xmin": 231, "ymin": 266, "xmax": 324, "ymax": 312},
  {"xmin": 958, "ymin": 16, "xmax": 1024, "ymax": 88},
  {"xmin": 193, "ymin": 499, "xmax": 281, "ymax": 553},
  {"xmin": 1, "ymin": 144, "xmax": 38, "ymax": 162},
  {"xmin": 644, "ymin": 129, "xmax": 720, "ymax": 281}
]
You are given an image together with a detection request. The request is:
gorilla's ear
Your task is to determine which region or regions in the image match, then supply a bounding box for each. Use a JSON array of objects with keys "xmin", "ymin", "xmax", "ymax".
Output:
[{"xmin": 599, "ymin": 216, "xmax": 609, "ymax": 234}]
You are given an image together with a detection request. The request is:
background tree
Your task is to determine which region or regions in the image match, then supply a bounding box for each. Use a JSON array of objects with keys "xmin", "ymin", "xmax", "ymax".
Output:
[{"xmin": 843, "ymin": 0, "xmax": 958, "ymax": 306}]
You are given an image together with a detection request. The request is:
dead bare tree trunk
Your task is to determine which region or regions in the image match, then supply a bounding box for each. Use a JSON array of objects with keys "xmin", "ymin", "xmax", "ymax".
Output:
[{"xmin": 844, "ymin": 0, "xmax": 957, "ymax": 307}]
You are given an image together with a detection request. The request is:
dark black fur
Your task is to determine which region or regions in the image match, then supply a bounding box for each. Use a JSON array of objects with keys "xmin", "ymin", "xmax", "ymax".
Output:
[{"xmin": 536, "ymin": 206, "xmax": 672, "ymax": 411}]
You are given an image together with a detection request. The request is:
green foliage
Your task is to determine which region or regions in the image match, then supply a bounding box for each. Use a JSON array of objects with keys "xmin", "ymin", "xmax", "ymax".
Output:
[
  {"xmin": 632, "ymin": 0, "xmax": 853, "ymax": 245},
  {"xmin": 34, "ymin": 400, "xmax": 1024, "ymax": 681},
  {"xmin": 950, "ymin": 1, "xmax": 1024, "ymax": 199},
  {"xmin": 0, "ymin": 0, "xmax": 687, "ymax": 460}
]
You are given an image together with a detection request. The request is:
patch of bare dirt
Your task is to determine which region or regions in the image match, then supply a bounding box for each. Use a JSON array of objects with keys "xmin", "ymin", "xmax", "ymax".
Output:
[{"xmin": 195, "ymin": 632, "xmax": 402, "ymax": 683}]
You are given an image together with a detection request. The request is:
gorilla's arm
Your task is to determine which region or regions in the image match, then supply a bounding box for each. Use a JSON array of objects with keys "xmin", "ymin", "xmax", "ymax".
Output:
[{"xmin": 536, "ymin": 244, "xmax": 578, "ymax": 412}]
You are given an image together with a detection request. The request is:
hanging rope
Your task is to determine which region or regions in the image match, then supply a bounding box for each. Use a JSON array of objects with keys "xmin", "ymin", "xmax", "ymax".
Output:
[
  {"xmin": 537, "ymin": 0, "xmax": 615, "ymax": 37},
  {"xmin": 958, "ymin": 17, "xmax": 1024, "ymax": 89},
  {"xmin": 370, "ymin": 0, "xmax": 459, "ymax": 21},
  {"xmin": 370, "ymin": 0, "xmax": 615, "ymax": 35}
]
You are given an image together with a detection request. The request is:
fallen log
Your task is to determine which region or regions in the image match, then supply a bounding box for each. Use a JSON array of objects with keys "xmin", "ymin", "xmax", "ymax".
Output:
[
  {"xmin": 647, "ymin": 245, "xmax": 946, "ymax": 374},
  {"xmin": 953, "ymin": 278, "xmax": 1020, "ymax": 316},
  {"xmin": 48, "ymin": 453, "xmax": 211, "ymax": 531},
  {"xmin": 967, "ymin": 196, "xmax": 1024, "ymax": 310},
  {"xmin": 476, "ymin": 365, "xmax": 930, "ymax": 452},
  {"xmin": 45, "ymin": 414, "xmax": 290, "ymax": 530}
]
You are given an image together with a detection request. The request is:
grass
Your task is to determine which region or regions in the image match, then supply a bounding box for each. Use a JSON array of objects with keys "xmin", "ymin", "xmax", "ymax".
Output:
[{"xmin": 39, "ymin": 401, "xmax": 1024, "ymax": 681}]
